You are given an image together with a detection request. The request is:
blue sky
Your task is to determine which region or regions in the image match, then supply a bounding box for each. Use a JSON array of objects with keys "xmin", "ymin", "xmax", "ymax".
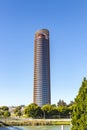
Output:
[{"xmin": 0, "ymin": 0, "xmax": 87, "ymax": 106}]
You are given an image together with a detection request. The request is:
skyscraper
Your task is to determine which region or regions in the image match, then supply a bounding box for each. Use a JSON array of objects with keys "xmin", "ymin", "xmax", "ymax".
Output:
[{"xmin": 33, "ymin": 29, "xmax": 51, "ymax": 106}]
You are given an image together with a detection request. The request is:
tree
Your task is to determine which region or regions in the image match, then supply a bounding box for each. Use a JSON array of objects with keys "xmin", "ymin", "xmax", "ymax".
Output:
[
  {"xmin": 57, "ymin": 99, "xmax": 67, "ymax": 106},
  {"xmin": 16, "ymin": 110, "xmax": 22, "ymax": 117},
  {"xmin": 14, "ymin": 106, "xmax": 21, "ymax": 113},
  {"xmin": 0, "ymin": 110, "xmax": 4, "ymax": 117},
  {"xmin": 67, "ymin": 101, "xmax": 74, "ymax": 118},
  {"xmin": 71, "ymin": 78, "xmax": 87, "ymax": 130},
  {"xmin": 24, "ymin": 103, "xmax": 42, "ymax": 118},
  {"xmin": 50, "ymin": 104, "xmax": 58, "ymax": 118},
  {"xmin": 4, "ymin": 111, "xmax": 11, "ymax": 118},
  {"xmin": 14, "ymin": 106, "xmax": 22, "ymax": 117},
  {"xmin": 42, "ymin": 104, "xmax": 58, "ymax": 118},
  {"xmin": 57, "ymin": 105, "xmax": 69, "ymax": 118},
  {"xmin": 1, "ymin": 106, "xmax": 9, "ymax": 111}
]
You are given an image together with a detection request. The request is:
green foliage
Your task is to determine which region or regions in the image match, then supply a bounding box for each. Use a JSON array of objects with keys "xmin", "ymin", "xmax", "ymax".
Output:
[
  {"xmin": 14, "ymin": 106, "xmax": 21, "ymax": 113},
  {"xmin": 0, "ymin": 102, "xmax": 73, "ymax": 119},
  {"xmin": 0, "ymin": 106, "xmax": 11, "ymax": 117},
  {"xmin": 57, "ymin": 106, "xmax": 69, "ymax": 118},
  {"xmin": 16, "ymin": 110, "xmax": 22, "ymax": 117},
  {"xmin": 24, "ymin": 103, "xmax": 42, "ymax": 118},
  {"xmin": 1, "ymin": 106, "xmax": 9, "ymax": 111},
  {"xmin": 42, "ymin": 104, "xmax": 58, "ymax": 118},
  {"xmin": 71, "ymin": 78, "xmax": 87, "ymax": 130},
  {"xmin": 4, "ymin": 111, "xmax": 11, "ymax": 117},
  {"xmin": 24, "ymin": 102, "xmax": 72, "ymax": 119},
  {"xmin": 14, "ymin": 106, "xmax": 22, "ymax": 117},
  {"xmin": 51, "ymin": 104, "xmax": 59, "ymax": 118},
  {"xmin": 0, "ymin": 110, "xmax": 4, "ymax": 117}
]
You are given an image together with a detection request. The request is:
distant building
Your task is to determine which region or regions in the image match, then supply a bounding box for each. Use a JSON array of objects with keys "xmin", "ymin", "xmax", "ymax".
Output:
[
  {"xmin": 9, "ymin": 106, "xmax": 16, "ymax": 115},
  {"xmin": 9, "ymin": 105, "xmax": 25, "ymax": 116},
  {"xmin": 33, "ymin": 29, "xmax": 51, "ymax": 106}
]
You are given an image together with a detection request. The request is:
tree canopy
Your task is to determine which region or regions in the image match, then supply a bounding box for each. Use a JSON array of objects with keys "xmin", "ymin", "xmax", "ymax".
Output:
[
  {"xmin": 57, "ymin": 99, "xmax": 67, "ymax": 106},
  {"xmin": 14, "ymin": 106, "xmax": 22, "ymax": 117},
  {"xmin": 24, "ymin": 103, "xmax": 42, "ymax": 118},
  {"xmin": 71, "ymin": 78, "xmax": 87, "ymax": 130},
  {"xmin": 42, "ymin": 104, "xmax": 58, "ymax": 118},
  {"xmin": 4, "ymin": 111, "xmax": 11, "ymax": 117}
]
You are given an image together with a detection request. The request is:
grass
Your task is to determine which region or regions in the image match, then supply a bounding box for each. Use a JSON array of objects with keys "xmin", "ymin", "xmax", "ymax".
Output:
[{"xmin": 51, "ymin": 121, "xmax": 70, "ymax": 125}]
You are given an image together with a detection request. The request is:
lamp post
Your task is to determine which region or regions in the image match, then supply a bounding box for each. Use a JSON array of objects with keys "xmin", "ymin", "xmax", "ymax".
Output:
[{"xmin": 61, "ymin": 125, "xmax": 64, "ymax": 130}]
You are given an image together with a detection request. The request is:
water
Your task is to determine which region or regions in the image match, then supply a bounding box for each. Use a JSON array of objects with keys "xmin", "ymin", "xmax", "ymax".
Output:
[{"xmin": 0, "ymin": 125, "xmax": 70, "ymax": 130}]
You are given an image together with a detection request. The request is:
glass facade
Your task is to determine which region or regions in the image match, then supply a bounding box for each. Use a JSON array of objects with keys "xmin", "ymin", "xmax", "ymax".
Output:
[{"xmin": 33, "ymin": 29, "xmax": 51, "ymax": 106}]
